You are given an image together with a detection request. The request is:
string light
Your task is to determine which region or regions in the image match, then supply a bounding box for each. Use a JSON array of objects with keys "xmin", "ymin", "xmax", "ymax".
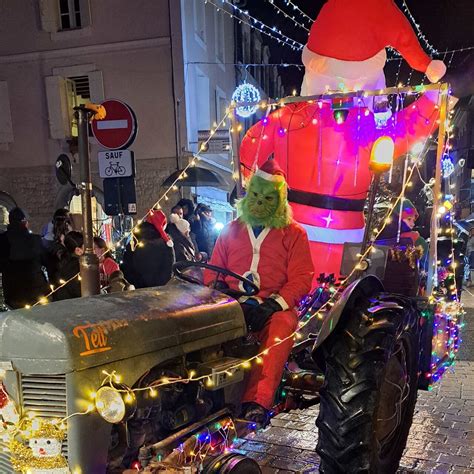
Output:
[
  {"xmin": 206, "ymin": 0, "xmax": 303, "ymax": 51},
  {"xmin": 265, "ymin": 0, "xmax": 310, "ymax": 32},
  {"xmin": 401, "ymin": 0, "xmax": 438, "ymax": 54},
  {"xmin": 282, "ymin": 0, "xmax": 314, "ymax": 26}
]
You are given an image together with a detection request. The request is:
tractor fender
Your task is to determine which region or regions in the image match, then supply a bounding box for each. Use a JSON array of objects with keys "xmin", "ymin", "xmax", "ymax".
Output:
[{"xmin": 313, "ymin": 275, "xmax": 384, "ymax": 361}]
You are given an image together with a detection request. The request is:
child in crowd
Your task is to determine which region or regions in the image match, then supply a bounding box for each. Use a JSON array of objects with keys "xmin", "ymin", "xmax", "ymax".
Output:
[{"xmin": 93, "ymin": 237, "xmax": 120, "ymax": 288}]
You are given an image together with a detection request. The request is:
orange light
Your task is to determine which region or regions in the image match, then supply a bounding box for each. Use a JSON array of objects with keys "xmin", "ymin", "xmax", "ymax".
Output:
[{"xmin": 369, "ymin": 136, "xmax": 394, "ymax": 173}]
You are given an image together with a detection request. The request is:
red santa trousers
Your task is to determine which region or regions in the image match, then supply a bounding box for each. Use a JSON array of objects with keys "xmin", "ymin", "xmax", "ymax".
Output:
[{"xmin": 242, "ymin": 310, "xmax": 298, "ymax": 409}]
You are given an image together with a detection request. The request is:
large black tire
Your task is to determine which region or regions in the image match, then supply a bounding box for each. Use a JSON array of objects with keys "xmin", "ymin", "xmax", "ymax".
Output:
[{"xmin": 316, "ymin": 294, "xmax": 420, "ymax": 474}]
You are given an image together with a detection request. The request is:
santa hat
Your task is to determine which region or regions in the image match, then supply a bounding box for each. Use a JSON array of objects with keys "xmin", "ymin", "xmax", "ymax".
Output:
[
  {"xmin": 147, "ymin": 210, "xmax": 174, "ymax": 247},
  {"xmin": 305, "ymin": 0, "xmax": 446, "ymax": 84},
  {"xmin": 254, "ymin": 158, "xmax": 287, "ymax": 182},
  {"xmin": 401, "ymin": 199, "xmax": 419, "ymax": 220}
]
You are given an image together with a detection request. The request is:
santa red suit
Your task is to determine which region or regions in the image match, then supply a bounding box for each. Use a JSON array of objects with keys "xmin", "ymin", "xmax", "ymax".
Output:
[
  {"xmin": 204, "ymin": 164, "xmax": 313, "ymax": 409},
  {"xmin": 240, "ymin": 0, "xmax": 445, "ymax": 281}
]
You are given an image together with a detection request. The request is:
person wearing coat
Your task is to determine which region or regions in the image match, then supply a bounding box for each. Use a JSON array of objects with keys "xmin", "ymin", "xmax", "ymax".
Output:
[
  {"xmin": 122, "ymin": 210, "xmax": 175, "ymax": 288},
  {"xmin": 54, "ymin": 231, "xmax": 84, "ymax": 301},
  {"xmin": 0, "ymin": 208, "xmax": 49, "ymax": 309},
  {"xmin": 204, "ymin": 160, "xmax": 314, "ymax": 427},
  {"xmin": 167, "ymin": 214, "xmax": 198, "ymax": 263}
]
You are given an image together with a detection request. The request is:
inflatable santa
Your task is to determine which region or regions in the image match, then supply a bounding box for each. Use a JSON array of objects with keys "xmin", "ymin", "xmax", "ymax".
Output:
[{"xmin": 240, "ymin": 0, "xmax": 447, "ymax": 281}]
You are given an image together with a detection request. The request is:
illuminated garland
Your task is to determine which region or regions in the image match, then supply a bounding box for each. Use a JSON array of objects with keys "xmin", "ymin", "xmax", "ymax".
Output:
[
  {"xmin": 282, "ymin": 0, "xmax": 314, "ymax": 26},
  {"xmin": 401, "ymin": 0, "xmax": 438, "ymax": 54},
  {"xmin": 265, "ymin": 0, "xmax": 310, "ymax": 32},
  {"xmin": 205, "ymin": 0, "xmax": 304, "ymax": 51},
  {"xmin": 27, "ymin": 110, "xmax": 232, "ymax": 307}
]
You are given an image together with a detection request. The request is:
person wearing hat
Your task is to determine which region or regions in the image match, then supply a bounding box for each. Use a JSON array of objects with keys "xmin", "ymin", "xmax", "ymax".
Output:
[
  {"xmin": 122, "ymin": 210, "xmax": 175, "ymax": 289},
  {"xmin": 167, "ymin": 213, "xmax": 200, "ymax": 263},
  {"xmin": 204, "ymin": 159, "xmax": 314, "ymax": 426},
  {"xmin": 0, "ymin": 207, "xmax": 49, "ymax": 309},
  {"xmin": 239, "ymin": 0, "xmax": 454, "ymax": 282}
]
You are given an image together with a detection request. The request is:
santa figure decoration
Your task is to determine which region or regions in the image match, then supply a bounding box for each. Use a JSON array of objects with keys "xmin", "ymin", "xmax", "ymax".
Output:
[
  {"xmin": 240, "ymin": 0, "xmax": 447, "ymax": 282},
  {"xmin": 205, "ymin": 159, "xmax": 314, "ymax": 425},
  {"xmin": 10, "ymin": 419, "xmax": 69, "ymax": 474}
]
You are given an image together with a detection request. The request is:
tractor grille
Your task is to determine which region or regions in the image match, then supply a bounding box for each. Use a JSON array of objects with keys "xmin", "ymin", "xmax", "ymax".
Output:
[
  {"xmin": 21, "ymin": 374, "xmax": 69, "ymax": 457},
  {"xmin": 0, "ymin": 440, "xmax": 13, "ymax": 472}
]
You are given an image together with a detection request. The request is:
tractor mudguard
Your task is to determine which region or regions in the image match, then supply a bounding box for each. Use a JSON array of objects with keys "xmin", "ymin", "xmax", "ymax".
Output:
[{"xmin": 312, "ymin": 275, "xmax": 384, "ymax": 363}]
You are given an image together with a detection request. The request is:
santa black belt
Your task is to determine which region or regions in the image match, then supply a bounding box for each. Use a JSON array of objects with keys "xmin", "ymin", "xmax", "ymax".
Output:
[{"xmin": 288, "ymin": 190, "xmax": 366, "ymax": 212}]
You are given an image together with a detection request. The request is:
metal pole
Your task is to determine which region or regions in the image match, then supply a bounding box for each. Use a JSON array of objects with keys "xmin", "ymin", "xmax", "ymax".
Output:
[
  {"xmin": 230, "ymin": 107, "xmax": 243, "ymax": 198},
  {"xmin": 360, "ymin": 173, "xmax": 381, "ymax": 256},
  {"xmin": 76, "ymin": 106, "xmax": 100, "ymax": 296},
  {"xmin": 427, "ymin": 83, "xmax": 449, "ymax": 295}
]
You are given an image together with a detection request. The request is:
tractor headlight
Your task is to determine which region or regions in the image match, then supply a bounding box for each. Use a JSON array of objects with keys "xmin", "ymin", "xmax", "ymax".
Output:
[{"xmin": 95, "ymin": 385, "xmax": 136, "ymax": 424}]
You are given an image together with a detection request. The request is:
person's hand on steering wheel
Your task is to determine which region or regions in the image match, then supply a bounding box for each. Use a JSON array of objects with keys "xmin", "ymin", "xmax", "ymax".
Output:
[{"xmin": 241, "ymin": 298, "xmax": 283, "ymax": 332}]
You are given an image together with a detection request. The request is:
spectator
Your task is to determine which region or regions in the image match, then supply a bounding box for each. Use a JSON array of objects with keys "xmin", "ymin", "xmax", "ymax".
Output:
[
  {"xmin": 176, "ymin": 198, "xmax": 196, "ymax": 223},
  {"xmin": 170, "ymin": 205, "xmax": 184, "ymax": 220},
  {"xmin": 55, "ymin": 231, "xmax": 83, "ymax": 301},
  {"xmin": 192, "ymin": 204, "xmax": 218, "ymax": 256},
  {"xmin": 93, "ymin": 237, "xmax": 120, "ymax": 288},
  {"xmin": 167, "ymin": 215, "xmax": 198, "ymax": 263},
  {"xmin": 0, "ymin": 208, "xmax": 49, "ymax": 309},
  {"xmin": 42, "ymin": 209, "xmax": 73, "ymax": 286},
  {"xmin": 122, "ymin": 210, "xmax": 175, "ymax": 288}
]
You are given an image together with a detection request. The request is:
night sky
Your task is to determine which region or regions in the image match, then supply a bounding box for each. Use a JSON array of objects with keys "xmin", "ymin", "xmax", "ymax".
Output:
[{"xmin": 245, "ymin": 0, "xmax": 474, "ymax": 93}]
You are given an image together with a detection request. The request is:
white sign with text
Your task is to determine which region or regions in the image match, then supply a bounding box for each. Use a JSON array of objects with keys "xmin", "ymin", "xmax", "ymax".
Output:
[{"xmin": 98, "ymin": 150, "xmax": 133, "ymax": 178}]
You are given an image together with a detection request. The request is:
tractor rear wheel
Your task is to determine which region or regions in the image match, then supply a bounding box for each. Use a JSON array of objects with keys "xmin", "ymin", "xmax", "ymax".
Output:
[{"xmin": 316, "ymin": 294, "xmax": 420, "ymax": 474}]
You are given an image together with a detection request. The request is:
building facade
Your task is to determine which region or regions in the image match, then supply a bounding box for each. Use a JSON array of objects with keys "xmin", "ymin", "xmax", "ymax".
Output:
[{"xmin": 0, "ymin": 0, "xmax": 240, "ymax": 233}]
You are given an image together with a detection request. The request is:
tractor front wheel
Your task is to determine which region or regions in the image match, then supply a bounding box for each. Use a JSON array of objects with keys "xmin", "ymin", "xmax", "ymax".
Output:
[{"xmin": 316, "ymin": 295, "xmax": 420, "ymax": 474}]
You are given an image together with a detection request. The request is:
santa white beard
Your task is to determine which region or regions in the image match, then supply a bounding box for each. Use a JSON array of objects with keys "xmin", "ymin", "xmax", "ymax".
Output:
[{"xmin": 300, "ymin": 46, "xmax": 387, "ymax": 97}]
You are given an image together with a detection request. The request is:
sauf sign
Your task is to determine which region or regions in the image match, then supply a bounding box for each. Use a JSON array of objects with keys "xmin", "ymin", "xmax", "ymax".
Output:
[{"xmin": 98, "ymin": 150, "xmax": 134, "ymax": 178}]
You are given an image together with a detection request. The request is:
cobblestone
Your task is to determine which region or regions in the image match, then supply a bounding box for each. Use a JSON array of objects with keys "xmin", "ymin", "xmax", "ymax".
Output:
[{"xmin": 236, "ymin": 292, "xmax": 474, "ymax": 473}]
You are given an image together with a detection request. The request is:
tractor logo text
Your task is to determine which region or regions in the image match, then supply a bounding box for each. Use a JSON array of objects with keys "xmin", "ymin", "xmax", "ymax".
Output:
[{"xmin": 73, "ymin": 323, "xmax": 112, "ymax": 356}]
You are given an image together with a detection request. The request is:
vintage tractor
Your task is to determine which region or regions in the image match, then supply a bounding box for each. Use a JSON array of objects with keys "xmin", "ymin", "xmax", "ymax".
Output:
[{"xmin": 0, "ymin": 86, "xmax": 462, "ymax": 474}]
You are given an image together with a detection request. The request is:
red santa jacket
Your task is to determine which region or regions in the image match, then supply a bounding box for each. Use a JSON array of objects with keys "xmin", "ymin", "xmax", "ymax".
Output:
[{"xmin": 204, "ymin": 219, "xmax": 314, "ymax": 310}]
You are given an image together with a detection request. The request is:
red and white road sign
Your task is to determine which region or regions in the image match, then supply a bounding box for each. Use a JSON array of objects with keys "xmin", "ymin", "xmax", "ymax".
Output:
[{"xmin": 91, "ymin": 99, "xmax": 137, "ymax": 150}]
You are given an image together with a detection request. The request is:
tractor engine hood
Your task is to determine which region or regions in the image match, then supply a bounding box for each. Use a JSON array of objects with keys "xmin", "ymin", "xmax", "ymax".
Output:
[{"xmin": 0, "ymin": 279, "xmax": 245, "ymax": 374}]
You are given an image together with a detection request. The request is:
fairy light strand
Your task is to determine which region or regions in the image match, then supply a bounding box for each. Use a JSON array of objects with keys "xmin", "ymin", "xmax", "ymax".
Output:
[
  {"xmin": 205, "ymin": 0, "xmax": 304, "ymax": 51},
  {"xmin": 265, "ymin": 0, "xmax": 310, "ymax": 33},
  {"xmin": 282, "ymin": 0, "xmax": 314, "ymax": 26}
]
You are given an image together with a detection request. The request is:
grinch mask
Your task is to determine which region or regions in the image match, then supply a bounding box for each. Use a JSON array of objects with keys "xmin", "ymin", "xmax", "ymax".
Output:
[{"xmin": 237, "ymin": 174, "xmax": 292, "ymax": 229}]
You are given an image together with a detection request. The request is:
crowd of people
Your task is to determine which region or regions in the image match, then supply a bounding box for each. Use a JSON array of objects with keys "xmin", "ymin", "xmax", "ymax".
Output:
[{"xmin": 0, "ymin": 199, "xmax": 219, "ymax": 309}]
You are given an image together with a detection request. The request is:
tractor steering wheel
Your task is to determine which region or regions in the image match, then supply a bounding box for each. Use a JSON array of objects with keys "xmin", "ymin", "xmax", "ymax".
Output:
[{"xmin": 173, "ymin": 261, "xmax": 259, "ymax": 298}]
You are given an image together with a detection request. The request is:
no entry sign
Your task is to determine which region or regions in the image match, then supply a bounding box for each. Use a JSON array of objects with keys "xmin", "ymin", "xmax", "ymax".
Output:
[{"xmin": 91, "ymin": 99, "xmax": 137, "ymax": 150}]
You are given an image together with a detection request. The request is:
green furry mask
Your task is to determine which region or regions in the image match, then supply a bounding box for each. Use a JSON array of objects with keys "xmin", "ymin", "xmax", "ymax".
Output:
[{"xmin": 237, "ymin": 175, "xmax": 292, "ymax": 228}]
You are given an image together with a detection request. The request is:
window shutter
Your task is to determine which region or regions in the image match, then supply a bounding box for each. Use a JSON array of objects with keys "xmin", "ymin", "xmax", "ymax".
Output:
[
  {"xmin": 88, "ymin": 71, "xmax": 104, "ymax": 102},
  {"xmin": 45, "ymin": 75, "xmax": 74, "ymax": 139},
  {"xmin": 0, "ymin": 82, "xmax": 14, "ymax": 144},
  {"xmin": 39, "ymin": 0, "xmax": 59, "ymax": 32}
]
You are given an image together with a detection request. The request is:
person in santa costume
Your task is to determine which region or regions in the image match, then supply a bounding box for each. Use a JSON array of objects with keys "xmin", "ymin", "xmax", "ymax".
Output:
[
  {"xmin": 240, "ymin": 0, "xmax": 448, "ymax": 282},
  {"xmin": 204, "ymin": 159, "xmax": 314, "ymax": 425}
]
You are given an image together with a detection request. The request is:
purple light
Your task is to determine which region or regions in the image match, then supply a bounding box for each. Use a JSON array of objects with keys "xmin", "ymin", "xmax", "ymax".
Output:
[
  {"xmin": 278, "ymin": 127, "xmax": 286, "ymax": 137},
  {"xmin": 262, "ymin": 117, "xmax": 269, "ymax": 126}
]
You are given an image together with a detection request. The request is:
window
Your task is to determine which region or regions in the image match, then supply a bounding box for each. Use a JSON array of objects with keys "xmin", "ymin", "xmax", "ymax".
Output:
[
  {"xmin": 45, "ymin": 67, "xmax": 104, "ymax": 140},
  {"xmin": 59, "ymin": 0, "xmax": 82, "ymax": 30},
  {"xmin": 215, "ymin": 88, "xmax": 227, "ymax": 123},
  {"xmin": 215, "ymin": 9, "xmax": 225, "ymax": 63},
  {"xmin": 193, "ymin": 0, "xmax": 206, "ymax": 44}
]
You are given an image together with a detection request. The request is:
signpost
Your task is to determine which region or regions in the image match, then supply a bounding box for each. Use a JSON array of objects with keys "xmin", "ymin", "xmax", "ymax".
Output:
[
  {"xmin": 93, "ymin": 99, "xmax": 138, "ymax": 216},
  {"xmin": 91, "ymin": 99, "xmax": 137, "ymax": 150},
  {"xmin": 98, "ymin": 150, "xmax": 134, "ymax": 178}
]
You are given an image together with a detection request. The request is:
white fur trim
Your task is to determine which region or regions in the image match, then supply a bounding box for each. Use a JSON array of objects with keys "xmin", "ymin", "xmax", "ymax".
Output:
[
  {"xmin": 166, "ymin": 240, "xmax": 174, "ymax": 247},
  {"xmin": 255, "ymin": 169, "xmax": 284, "ymax": 182},
  {"xmin": 301, "ymin": 46, "xmax": 387, "ymax": 97},
  {"xmin": 301, "ymin": 223, "xmax": 365, "ymax": 244},
  {"xmin": 426, "ymin": 59, "xmax": 446, "ymax": 83},
  {"xmin": 270, "ymin": 294, "xmax": 289, "ymax": 311}
]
